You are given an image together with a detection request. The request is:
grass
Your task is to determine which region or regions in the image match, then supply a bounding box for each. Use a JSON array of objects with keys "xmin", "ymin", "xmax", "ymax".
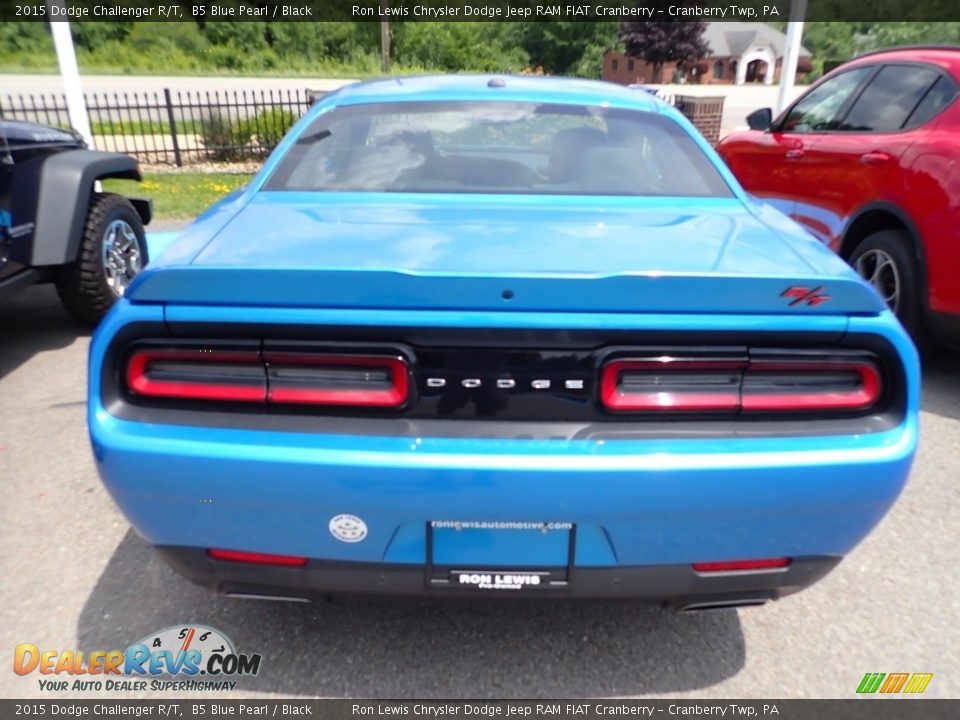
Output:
[
  {"xmin": 103, "ymin": 172, "xmax": 253, "ymax": 220},
  {"xmin": 91, "ymin": 119, "xmax": 171, "ymax": 136}
]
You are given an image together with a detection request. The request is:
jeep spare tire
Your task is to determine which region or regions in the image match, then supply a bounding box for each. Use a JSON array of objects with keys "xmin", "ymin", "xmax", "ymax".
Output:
[{"xmin": 56, "ymin": 192, "xmax": 147, "ymax": 324}]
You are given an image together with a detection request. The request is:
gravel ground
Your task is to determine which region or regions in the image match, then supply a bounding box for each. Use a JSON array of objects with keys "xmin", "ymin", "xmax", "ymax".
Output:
[{"xmin": 1, "ymin": 285, "xmax": 957, "ymax": 700}]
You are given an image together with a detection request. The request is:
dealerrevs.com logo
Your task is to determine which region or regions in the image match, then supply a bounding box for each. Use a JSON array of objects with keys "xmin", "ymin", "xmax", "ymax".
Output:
[{"xmin": 14, "ymin": 625, "xmax": 262, "ymax": 692}]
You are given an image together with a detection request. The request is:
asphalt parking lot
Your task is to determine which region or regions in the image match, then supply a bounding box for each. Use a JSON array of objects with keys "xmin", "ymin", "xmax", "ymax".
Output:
[{"xmin": 1, "ymin": 284, "xmax": 958, "ymax": 699}]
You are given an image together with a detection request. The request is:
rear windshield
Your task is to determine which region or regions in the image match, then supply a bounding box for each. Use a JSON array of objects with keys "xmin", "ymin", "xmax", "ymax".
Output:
[{"xmin": 265, "ymin": 101, "xmax": 732, "ymax": 198}]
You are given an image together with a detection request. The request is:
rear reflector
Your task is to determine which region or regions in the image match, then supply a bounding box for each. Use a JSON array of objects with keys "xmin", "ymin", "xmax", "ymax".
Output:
[
  {"xmin": 601, "ymin": 356, "xmax": 881, "ymax": 414},
  {"xmin": 264, "ymin": 353, "xmax": 409, "ymax": 407},
  {"xmin": 207, "ymin": 549, "xmax": 307, "ymax": 567},
  {"xmin": 125, "ymin": 349, "xmax": 265, "ymax": 402},
  {"xmin": 692, "ymin": 558, "xmax": 791, "ymax": 573}
]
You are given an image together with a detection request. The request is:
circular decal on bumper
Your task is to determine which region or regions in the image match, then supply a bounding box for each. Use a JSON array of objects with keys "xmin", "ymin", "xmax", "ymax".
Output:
[{"xmin": 329, "ymin": 514, "xmax": 368, "ymax": 543}]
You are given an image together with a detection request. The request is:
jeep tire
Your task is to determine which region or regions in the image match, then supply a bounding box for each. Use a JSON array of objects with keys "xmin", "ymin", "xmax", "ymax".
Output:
[{"xmin": 56, "ymin": 192, "xmax": 147, "ymax": 325}]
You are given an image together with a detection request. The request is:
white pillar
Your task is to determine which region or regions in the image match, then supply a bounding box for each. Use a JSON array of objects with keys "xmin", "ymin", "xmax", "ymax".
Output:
[
  {"xmin": 776, "ymin": 0, "xmax": 808, "ymax": 114},
  {"xmin": 46, "ymin": 1, "xmax": 93, "ymax": 147}
]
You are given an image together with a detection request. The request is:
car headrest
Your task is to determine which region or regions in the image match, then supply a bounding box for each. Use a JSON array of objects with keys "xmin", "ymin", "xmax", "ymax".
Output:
[{"xmin": 548, "ymin": 127, "xmax": 609, "ymax": 183}]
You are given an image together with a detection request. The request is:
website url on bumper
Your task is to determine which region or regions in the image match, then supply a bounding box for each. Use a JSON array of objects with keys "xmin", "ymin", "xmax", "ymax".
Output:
[{"xmin": 430, "ymin": 521, "xmax": 573, "ymax": 531}]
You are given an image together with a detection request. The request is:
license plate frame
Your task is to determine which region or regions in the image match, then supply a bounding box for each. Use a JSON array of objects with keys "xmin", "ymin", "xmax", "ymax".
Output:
[{"xmin": 425, "ymin": 521, "xmax": 576, "ymax": 592}]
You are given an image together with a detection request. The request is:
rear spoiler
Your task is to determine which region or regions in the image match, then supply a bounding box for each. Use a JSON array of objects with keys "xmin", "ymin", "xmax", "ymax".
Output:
[{"xmin": 126, "ymin": 266, "xmax": 888, "ymax": 316}]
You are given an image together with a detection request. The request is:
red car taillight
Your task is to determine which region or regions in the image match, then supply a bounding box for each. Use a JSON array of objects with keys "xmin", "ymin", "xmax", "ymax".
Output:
[
  {"xmin": 125, "ymin": 348, "xmax": 266, "ymax": 402},
  {"xmin": 740, "ymin": 359, "xmax": 881, "ymax": 412},
  {"xmin": 600, "ymin": 358, "xmax": 744, "ymax": 412},
  {"xmin": 600, "ymin": 356, "xmax": 882, "ymax": 414},
  {"xmin": 264, "ymin": 353, "xmax": 409, "ymax": 408},
  {"xmin": 125, "ymin": 348, "xmax": 410, "ymax": 408}
]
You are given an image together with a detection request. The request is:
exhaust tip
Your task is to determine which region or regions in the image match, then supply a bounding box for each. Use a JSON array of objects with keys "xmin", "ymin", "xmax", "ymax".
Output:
[
  {"xmin": 678, "ymin": 598, "xmax": 769, "ymax": 612},
  {"xmin": 226, "ymin": 592, "xmax": 311, "ymax": 603}
]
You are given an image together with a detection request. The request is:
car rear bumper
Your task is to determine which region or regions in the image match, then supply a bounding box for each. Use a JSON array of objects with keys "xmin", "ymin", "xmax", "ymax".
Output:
[
  {"xmin": 91, "ymin": 411, "xmax": 915, "ymax": 599},
  {"xmin": 157, "ymin": 547, "xmax": 841, "ymax": 609},
  {"xmin": 89, "ymin": 304, "xmax": 919, "ymax": 603}
]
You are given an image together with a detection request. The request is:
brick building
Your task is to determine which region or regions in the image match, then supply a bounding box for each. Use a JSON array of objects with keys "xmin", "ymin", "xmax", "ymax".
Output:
[{"xmin": 604, "ymin": 22, "xmax": 812, "ymax": 86}]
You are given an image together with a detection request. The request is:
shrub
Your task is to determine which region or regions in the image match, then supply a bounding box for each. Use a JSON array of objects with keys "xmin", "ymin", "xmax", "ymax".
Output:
[
  {"xmin": 248, "ymin": 107, "xmax": 299, "ymax": 150},
  {"xmin": 200, "ymin": 111, "xmax": 252, "ymax": 161},
  {"xmin": 201, "ymin": 20, "xmax": 269, "ymax": 52}
]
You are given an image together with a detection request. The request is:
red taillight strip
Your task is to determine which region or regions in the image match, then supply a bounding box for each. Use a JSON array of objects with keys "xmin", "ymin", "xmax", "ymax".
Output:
[
  {"xmin": 741, "ymin": 360, "xmax": 881, "ymax": 412},
  {"xmin": 693, "ymin": 558, "xmax": 791, "ymax": 573},
  {"xmin": 264, "ymin": 353, "xmax": 409, "ymax": 408},
  {"xmin": 126, "ymin": 348, "xmax": 410, "ymax": 409},
  {"xmin": 600, "ymin": 358, "xmax": 745, "ymax": 412},
  {"xmin": 207, "ymin": 549, "xmax": 307, "ymax": 567},
  {"xmin": 600, "ymin": 356, "xmax": 882, "ymax": 414},
  {"xmin": 125, "ymin": 349, "xmax": 265, "ymax": 402}
]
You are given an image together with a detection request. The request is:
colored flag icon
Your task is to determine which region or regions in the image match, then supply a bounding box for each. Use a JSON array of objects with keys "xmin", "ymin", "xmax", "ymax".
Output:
[{"xmin": 857, "ymin": 672, "xmax": 933, "ymax": 694}]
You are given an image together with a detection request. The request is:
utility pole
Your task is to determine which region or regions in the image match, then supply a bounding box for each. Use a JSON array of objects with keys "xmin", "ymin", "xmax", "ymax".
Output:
[
  {"xmin": 776, "ymin": 0, "xmax": 808, "ymax": 115},
  {"xmin": 46, "ymin": 0, "xmax": 93, "ymax": 147},
  {"xmin": 380, "ymin": 7, "xmax": 391, "ymax": 74}
]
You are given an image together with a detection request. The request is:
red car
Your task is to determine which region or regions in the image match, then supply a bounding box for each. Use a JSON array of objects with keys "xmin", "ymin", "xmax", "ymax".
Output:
[{"xmin": 717, "ymin": 46, "xmax": 960, "ymax": 351}]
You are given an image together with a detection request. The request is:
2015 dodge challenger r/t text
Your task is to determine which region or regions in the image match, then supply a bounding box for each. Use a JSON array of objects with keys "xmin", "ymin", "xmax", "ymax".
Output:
[{"xmin": 88, "ymin": 76, "xmax": 919, "ymax": 610}]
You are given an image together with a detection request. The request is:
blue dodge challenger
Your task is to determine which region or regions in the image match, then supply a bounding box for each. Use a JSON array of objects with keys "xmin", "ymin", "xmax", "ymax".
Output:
[{"xmin": 89, "ymin": 76, "xmax": 919, "ymax": 609}]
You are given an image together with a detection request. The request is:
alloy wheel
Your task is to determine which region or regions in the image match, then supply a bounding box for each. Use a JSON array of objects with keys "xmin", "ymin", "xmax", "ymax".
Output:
[
  {"xmin": 854, "ymin": 248, "xmax": 901, "ymax": 314},
  {"xmin": 101, "ymin": 219, "xmax": 143, "ymax": 297}
]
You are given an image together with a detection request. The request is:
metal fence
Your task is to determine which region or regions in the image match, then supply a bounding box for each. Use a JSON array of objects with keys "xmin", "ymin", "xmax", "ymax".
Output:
[
  {"xmin": 0, "ymin": 86, "xmax": 722, "ymax": 166},
  {"xmin": 0, "ymin": 88, "xmax": 320, "ymax": 166}
]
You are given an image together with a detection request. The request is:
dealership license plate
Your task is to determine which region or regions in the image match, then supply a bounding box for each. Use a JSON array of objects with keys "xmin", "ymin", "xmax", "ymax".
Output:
[
  {"xmin": 427, "ymin": 521, "xmax": 573, "ymax": 590},
  {"xmin": 448, "ymin": 570, "xmax": 559, "ymax": 591}
]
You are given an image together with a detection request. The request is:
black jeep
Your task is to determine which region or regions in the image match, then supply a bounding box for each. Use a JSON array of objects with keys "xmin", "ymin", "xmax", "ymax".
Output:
[{"xmin": 0, "ymin": 119, "xmax": 151, "ymax": 323}]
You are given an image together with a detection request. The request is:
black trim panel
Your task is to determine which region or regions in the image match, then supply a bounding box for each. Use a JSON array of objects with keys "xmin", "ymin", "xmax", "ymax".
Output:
[
  {"xmin": 0, "ymin": 267, "xmax": 43, "ymax": 298},
  {"xmin": 101, "ymin": 323, "xmax": 907, "ymax": 439},
  {"xmin": 156, "ymin": 546, "xmax": 841, "ymax": 606}
]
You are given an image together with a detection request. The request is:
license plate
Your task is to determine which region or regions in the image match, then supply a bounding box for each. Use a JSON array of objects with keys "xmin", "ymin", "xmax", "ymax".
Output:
[
  {"xmin": 448, "ymin": 570, "xmax": 559, "ymax": 591},
  {"xmin": 426, "ymin": 521, "xmax": 575, "ymax": 591}
]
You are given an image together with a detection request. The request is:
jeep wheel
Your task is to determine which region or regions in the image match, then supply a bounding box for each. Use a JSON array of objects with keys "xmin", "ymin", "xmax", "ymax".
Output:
[{"xmin": 56, "ymin": 193, "xmax": 147, "ymax": 324}]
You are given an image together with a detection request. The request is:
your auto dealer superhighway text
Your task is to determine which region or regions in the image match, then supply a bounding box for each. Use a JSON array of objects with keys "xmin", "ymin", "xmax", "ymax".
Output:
[{"xmin": 353, "ymin": 705, "xmax": 768, "ymax": 717}]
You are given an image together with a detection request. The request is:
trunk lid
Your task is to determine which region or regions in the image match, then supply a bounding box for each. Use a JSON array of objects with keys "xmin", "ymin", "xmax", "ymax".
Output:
[{"xmin": 130, "ymin": 194, "xmax": 885, "ymax": 315}]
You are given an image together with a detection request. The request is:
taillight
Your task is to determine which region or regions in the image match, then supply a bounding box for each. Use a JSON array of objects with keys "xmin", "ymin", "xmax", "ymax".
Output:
[
  {"xmin": 693, "ymin": 558, "xmax": 791, "ymax": 573},
  {"xmin": 264, "ymin": 353, "xmax": 408, "ymax": 407},
  {"xmin": 125, "ymin": 348, "xmax": 265, "ymax": 402},
  {"xmin": 600, "ymin": 358, "xmax": 744, "ymax": 412},
  {"xmin": 207, "ymin": 549, "xmax": 307, "ymax": 567},
  {"xmin": 125, "ymin": 347, "xmax": 409, "ymax": 409},
  {"xmin": 600, "ymin": 355, "xmax": 882, "ymax": 415},
  {"xmin": 741, "ymin": 359, "xmax": 881, "ymax": 412}
]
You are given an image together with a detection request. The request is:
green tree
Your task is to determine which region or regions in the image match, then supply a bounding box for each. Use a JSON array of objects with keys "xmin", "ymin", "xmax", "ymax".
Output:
[
  {"xmin": 200, "ymin": 21, "xmax": 269, "ymax": 52},
  {"xmin": 519, "ymin": 22, "xmax": 620, "ymax": 76},
  {"xmin": 863, "ymin": 22, "xmax": 960, "ymax": 50},
  {"xmin": 618, "ymin": 21, "xmax": 709, "ymax": 82},
  {"xmin": 0, "ymin": 22, "xmax": 51, "ymax": 54},
  {"xmin": 70, "ymin": 22, "xmax": 133, "ymax": 51},
  {"xmin": 268, "ymin": 22, "xmax": 379, "ymax": 61},
  {"xmin": 795, "ymin": 22, "xmax": 863, "ymax": 76},
  {"xmin": 393, "ymin": 22, "xmax": 528, "ymax": 73}
]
